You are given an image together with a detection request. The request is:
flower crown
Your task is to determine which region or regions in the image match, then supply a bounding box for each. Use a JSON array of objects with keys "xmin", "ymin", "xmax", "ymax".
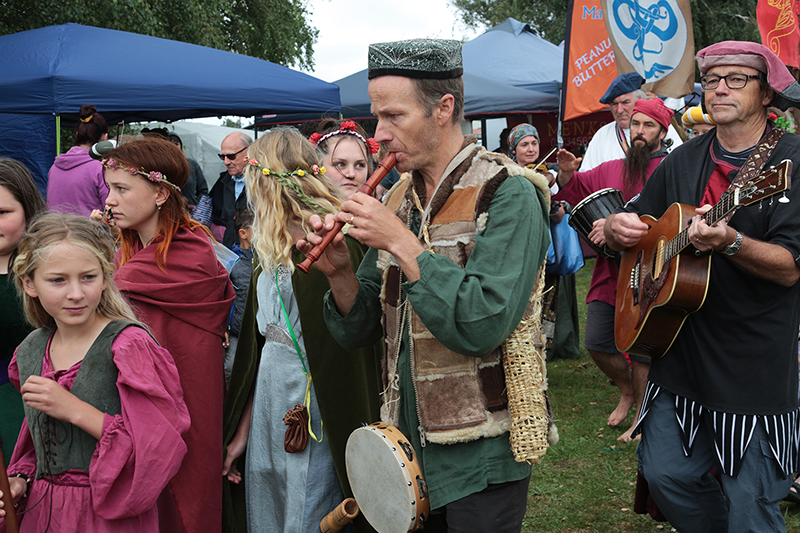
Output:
[
  {"xmin": 103, "ymin": 158, "xmax": 181, "ymax": 191},
  {"xmin": 309, "ymin": 121, "xmax": 380, "ymax": 154},
  {"xmin": 246, "ymin": 158, "xmax": 330, "ymax": 214}
]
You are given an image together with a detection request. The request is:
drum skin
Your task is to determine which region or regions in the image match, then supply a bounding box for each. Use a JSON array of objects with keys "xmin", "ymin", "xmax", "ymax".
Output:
[{"xmin": 346, "ymin": 423, "xmax": 429, "ymax": 533}]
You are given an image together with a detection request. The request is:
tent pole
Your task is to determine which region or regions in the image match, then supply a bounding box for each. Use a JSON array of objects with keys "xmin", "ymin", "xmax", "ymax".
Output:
[
  {"xmin": 557, "ymin": 89, "xmax": 564, "ymax": 150},
  {"xmin": 56, "ymin": 115, "xmax": 61, "ymax": 156}
]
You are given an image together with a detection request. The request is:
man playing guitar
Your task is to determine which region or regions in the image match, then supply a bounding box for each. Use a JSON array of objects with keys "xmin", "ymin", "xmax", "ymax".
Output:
[{"xmin": 605, "ymin": 42, "xmax": 800, "ymax": 532}]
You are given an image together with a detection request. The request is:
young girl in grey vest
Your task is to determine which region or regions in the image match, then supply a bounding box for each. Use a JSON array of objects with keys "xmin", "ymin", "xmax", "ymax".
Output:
[{"xmin": 0, "ymin": 213, "xmax": 189, "ymax": 533}]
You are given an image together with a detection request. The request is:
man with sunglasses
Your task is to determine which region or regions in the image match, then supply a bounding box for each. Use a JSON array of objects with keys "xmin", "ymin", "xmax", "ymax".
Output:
[
  {"xmin": 605, "ymin": 42, "xmax": 800, "ymax": 531},
  {"xmin": 210, "ymin": 132, "xmax": 252, "ymax": 247}
]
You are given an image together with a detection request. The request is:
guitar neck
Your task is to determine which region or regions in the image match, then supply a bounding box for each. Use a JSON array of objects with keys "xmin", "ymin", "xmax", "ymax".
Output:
[
  {"xmin": 662, "ymin": 190, "xmax": 739, "ymax": 263},
  {"xmin": 655, "ymin": 159, "xmax": 790, "ymax": 266}
]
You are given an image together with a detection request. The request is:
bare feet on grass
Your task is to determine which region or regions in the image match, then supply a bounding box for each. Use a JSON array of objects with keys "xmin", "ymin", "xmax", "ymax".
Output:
[
  {"xmin": 617, "ymin": 423, "xmax": 641, "ymax": 442},
  {"xmin": 607, "ymin": 392, "xmax": 635, "ymax": 426}
]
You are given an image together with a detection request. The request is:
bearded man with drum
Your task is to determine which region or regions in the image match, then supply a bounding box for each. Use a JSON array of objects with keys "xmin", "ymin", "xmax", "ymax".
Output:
[
  {"xmin": 299, "ymin": 39, "xmax": 551, "ymax": 532},
  {"xmin": 580, "ymin": 72, "xmax": 683, "ymax": 171},
  {"xmin": 554, "ymin": 98, "xmax": 674, "ymax": 443},
  {"xmin": 605, "ymin": 42, "xmax": 800, "ymax": 531}
]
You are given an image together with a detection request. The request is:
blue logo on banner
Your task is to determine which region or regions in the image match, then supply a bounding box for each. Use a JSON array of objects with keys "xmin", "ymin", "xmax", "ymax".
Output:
[{"xmin": 609, "ymin": 0, "xmax": 687, "ymax": 80}]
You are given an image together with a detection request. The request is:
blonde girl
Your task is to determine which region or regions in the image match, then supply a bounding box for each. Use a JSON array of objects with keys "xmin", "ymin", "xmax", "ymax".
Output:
[
  {"xmin": 0, "ymin": 213, "xmax": 189, "ymax": 532},
  {"xmin": 222, "ymin": 128, "xmax": 381, "ymax": 533}
]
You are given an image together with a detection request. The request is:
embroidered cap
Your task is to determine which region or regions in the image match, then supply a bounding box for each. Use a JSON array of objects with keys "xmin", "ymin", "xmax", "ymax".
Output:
[
  {"xmin": 599, "ymin": 72, "xmax": 646, "ymax": 105},
  {"xmin": 696, "ymin": 41, "xmax": 800, "ymax": 110},
  {"xmin": 368, "ymin": 38, "xmax": 463, "ymax": 80},
  {"xmin": 632, "ymin": 98, "xmax": 674, "ymax": 131}
]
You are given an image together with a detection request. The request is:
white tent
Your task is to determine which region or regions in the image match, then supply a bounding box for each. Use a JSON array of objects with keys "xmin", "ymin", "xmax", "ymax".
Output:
[{"xmin": 144, "ymin": 121, "xmax": 254, "ymax": 190}]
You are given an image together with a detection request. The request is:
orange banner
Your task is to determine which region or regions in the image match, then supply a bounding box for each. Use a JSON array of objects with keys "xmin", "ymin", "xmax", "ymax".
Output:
[
  {"xmin": 757, "ymin": 0, "xmax": 800, "ymax": 67},
  {"xmin": 561, "ymin": 0, "xmax": 619, "ymax": 121}
]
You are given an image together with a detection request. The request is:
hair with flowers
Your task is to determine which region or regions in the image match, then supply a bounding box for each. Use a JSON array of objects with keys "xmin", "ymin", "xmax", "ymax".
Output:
[
  {"xmin": 102, "ymin": 157, "xmax": 181, "ymax": 191},
  {"xmin": 246, "ymin": 158, "xmax": 328, "ymax": 214},
  {"xmin": 244, "ymin": 127, "xmax": 344, "ymax": 272},
  {"xmin": 103, "ymin": 137, "xmax": 198, "ymax": 273},
  {"xmin": 310, "ymin": 119, "xmax": 380, "ymax": 155},
  {"xmin": 769, "ymin": 111, "xmax": 796, "ymax": 133}
]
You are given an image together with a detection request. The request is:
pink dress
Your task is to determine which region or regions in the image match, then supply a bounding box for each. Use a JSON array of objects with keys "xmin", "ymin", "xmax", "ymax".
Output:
[{"xmin": 1, "ymin": 326, "xmax": 190, "ymax": 533}]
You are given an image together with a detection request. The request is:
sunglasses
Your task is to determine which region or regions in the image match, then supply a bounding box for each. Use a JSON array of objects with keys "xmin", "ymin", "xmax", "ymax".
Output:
[{"xmin": 218, "ymin": 146, "xmax": 247, "ymax": 161}]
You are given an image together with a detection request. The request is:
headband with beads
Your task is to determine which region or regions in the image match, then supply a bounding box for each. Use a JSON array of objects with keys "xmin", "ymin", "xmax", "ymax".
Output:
[
  {"xmin": 309, "ymin": 121, "xmax": 380, "ymax": 154},
  {"xmin": 103, "ymin": 158, "xmax": 181, "ymax": 191},
  {"xmin": 246, "ymin": 158, "xmax": 330, "ymax": 215}
]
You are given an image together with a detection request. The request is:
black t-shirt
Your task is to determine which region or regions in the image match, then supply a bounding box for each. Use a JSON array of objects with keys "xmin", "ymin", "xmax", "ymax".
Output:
[{"xmin": 624, "ymin": 131, "xmax": 800, "ymax": 415}]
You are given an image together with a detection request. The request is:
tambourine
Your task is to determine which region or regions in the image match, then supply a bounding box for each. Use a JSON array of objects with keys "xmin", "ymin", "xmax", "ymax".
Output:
[{"xmin": 345, "ymin": 423, "xmax": 429, "ymax": 533}]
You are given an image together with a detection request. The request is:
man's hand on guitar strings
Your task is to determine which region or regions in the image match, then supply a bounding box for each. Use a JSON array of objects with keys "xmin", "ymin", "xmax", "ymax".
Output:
[
  {"xmin": 688, "ymin": 205, "xmax": 736, "ymax": 253},
  {"xmin": 605, "ymin": 212, "xmax": 649, "ymax": 250}
]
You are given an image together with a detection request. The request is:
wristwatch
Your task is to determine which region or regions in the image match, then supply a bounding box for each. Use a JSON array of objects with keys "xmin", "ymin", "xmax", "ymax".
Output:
[{"xmin": 722, "ymin": 231, "xmax": 743, "ymax": 256}]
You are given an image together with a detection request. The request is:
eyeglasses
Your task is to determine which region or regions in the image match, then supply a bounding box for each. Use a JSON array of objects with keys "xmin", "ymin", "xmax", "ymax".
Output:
[
  {"xmin": 218, "ymin": 146, "xmax": 247, "ymax": 161},
  {"xmin": 700, "ymin": 73, "xmax": 761, "ymax": 91}
]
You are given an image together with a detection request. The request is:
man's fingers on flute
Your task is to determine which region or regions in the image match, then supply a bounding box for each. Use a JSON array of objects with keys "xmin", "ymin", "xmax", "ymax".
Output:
[{"xmin": 324, "ymin": 213, "xmax": 339, "ymax": 230}]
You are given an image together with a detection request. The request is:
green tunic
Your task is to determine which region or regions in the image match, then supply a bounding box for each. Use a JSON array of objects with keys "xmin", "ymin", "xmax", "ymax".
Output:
[
  {"xmin": 324, "ymin": 176, "xmax": 549, "ymax": 509},
  {"xmin": 0, "ymin": 272, "xmax": 30, "ymax": 461}
]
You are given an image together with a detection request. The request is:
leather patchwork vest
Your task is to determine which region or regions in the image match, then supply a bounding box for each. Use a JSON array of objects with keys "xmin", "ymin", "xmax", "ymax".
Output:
[{"xmin": 378, "ymin": 141, "xmax": 550, "ymax": 445}]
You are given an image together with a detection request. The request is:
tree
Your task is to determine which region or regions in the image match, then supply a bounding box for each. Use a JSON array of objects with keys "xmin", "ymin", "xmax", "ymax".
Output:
[
  {"xmin": 691, "ymin": 0, "xmax": 760, "ymax": 50},
  {"xmin": 450, "ymin": 0, "xmax": 760, "ymax": 52},
  {"xmin": 450, "ymin": 0, "xmax": 569, "ymax": 45},
  {"xmin": 0, "ymin": 0, "xmax": 318, "ymax": 69}
]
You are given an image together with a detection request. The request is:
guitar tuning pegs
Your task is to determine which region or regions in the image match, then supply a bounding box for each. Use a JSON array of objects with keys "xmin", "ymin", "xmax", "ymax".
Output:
[
  {"xmin": 770, "ymin": 197, "xmax": 774, "ymax": 206},
  {"xmin": 779, "ymin": 191, "xmax": 790, "ymax": 204},
  {"xmin": 759, "ymin": 199, "xmax": 763, "ymax": 212}
]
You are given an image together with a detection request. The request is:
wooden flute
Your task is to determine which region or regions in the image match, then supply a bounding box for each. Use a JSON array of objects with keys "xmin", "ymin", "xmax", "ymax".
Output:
[{"xmin": 297, "ymin": 152, "xmax": 397, "ymax": 274}]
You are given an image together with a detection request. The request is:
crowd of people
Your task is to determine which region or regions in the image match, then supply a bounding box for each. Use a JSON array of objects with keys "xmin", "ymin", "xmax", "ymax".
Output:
[{"xmin": 0, "ymin": 36, "xmax": 798, "ymax": 533}]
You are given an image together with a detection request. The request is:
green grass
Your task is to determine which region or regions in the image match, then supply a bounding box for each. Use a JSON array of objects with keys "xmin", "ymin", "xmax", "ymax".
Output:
[{"xmin": 523, "ymin": 258, "xmax": 800, "ymax": 532}]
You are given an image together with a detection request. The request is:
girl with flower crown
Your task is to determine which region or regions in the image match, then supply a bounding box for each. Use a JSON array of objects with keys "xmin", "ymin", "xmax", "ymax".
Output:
[
  {"xmin": 100, "ymin": 137, "xmax": 235, "ymax": 533},
  {"xmin": 310, "ymin": 119, "xmax": 380, "ymax": 199},
  {"xmin": 221, "ymin": 127, "xmax": 381, "ymax": 533}
]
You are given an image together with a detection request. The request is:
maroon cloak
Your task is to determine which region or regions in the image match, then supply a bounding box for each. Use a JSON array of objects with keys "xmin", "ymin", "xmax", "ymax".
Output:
[{"xmin": 115, "ymin": 226, "xmax": 234, "ymax": 533}]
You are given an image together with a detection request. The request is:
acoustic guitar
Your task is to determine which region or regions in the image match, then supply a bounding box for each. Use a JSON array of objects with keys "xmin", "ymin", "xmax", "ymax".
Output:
[{"xmin": 615, "ymin": 159, "xmax": 792, "ymax": 358}]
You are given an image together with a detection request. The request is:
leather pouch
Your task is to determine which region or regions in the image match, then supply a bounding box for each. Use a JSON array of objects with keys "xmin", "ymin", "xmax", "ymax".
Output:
[{"xmin": 283, "ymin": 404, "xmax": 309, "ymax": 453}]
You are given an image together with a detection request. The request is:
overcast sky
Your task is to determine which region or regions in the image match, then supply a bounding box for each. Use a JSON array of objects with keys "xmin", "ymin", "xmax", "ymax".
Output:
[
  {"xmin": 191, "ymin": 2, "xmax": 481, "ymax": 125},
  {"xmin": 304, "ymin": 0, "xmax": 480, "ymax": 82}
]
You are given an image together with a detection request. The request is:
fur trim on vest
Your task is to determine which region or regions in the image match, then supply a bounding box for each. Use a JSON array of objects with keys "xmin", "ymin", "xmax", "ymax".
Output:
[{"xmin": 377, "ymin": 140, "xmax": 550, "ymax": 445}]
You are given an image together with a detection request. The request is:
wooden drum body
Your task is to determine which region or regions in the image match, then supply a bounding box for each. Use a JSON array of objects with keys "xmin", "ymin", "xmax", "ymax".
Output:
[{"xmin": 568, "ymin": 187, "xmax": 625, "ymax": 259}]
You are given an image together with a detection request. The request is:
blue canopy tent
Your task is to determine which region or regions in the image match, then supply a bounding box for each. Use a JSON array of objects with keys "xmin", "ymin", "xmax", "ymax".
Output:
[
  {"xmin": 0, "ymin": 23, "xmax": 341, "ymax": 193},
  {"xmin": 254, "ymin": 18, "xmax": 563, "ymax": 137},
  {"xmin": 462, "ymin": 18, "xmax": 563, "ymax": 97},
  {"xmin": 255, "ymin": 70, "xmax": 559, "ymax": 126}
]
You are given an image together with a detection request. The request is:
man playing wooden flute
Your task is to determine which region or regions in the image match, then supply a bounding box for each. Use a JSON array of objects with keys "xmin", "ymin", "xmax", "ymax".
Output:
[{"xmin": 299, "ymin": 38, "xmax": 552, "ymax": 532}]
